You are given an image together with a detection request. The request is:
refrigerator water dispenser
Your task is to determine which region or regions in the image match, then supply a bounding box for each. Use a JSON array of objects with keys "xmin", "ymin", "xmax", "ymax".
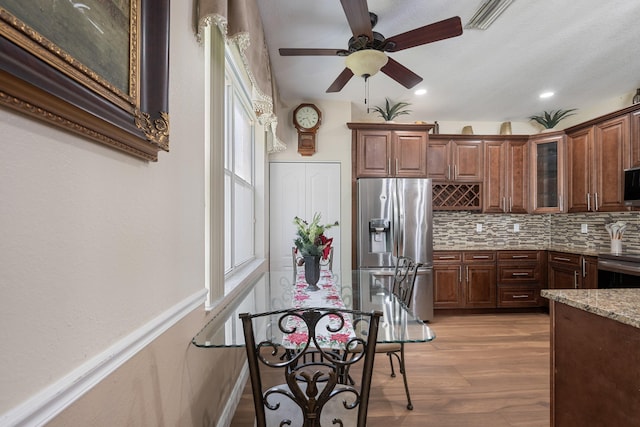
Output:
[{"xmin": 368, "ymin": 219, "xmax": 390, "ymax": 253}]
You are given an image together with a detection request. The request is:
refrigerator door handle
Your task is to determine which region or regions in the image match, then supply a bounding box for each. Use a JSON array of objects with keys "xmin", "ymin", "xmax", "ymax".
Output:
[
  {"xmin": 391, "ymin": 180, "xmax": 399, "ymax": 258},
  {"xmin": 396, "ymin": 180, "xmax": 405, "ymax": 257}
]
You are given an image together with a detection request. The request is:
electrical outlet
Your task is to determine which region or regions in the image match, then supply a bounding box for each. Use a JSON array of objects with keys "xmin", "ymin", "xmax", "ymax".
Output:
[
  {"xmin": 513, "ymin": 223, "xmax": 520, "ymax": 232},
  {"xmin": 476, "ymin": 223, "xmax": 483, "ymax": 233},
  {"xmin": 581, "ymin": 224, "xmax": 588, "ymax": 233}
]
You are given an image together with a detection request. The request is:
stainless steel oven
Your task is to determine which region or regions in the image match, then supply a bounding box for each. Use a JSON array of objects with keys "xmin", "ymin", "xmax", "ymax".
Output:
[{"xmin": 598, "ymin": 253, "xmax": 640, "ymax": 288}]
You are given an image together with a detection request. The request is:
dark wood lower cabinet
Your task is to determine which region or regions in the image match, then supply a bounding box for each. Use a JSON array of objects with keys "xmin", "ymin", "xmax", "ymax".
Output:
[
  {"xmin": 433, "ymin": 251, "xmax": 496, "ymax": 309},
  {"xmin": 582, "ymin": 255, "xmax": 598, "ymax": 288},
  {"xmin": 433, "ymin": 264, "xmax": 462, "ymax": 308},
  {"xmin": 548, "ymin": 251, "xmax": 597, "ymax": 289},
  {"xmin": 496, "ymin": 250, "xmax": 545, "ymax": 308},
  {"xmin": 548, "ymin": 263, "xmax": 580, "ymax": 289},
  {"xmin": 464, "ymin": 263, "xmax": 496, "ymax": 308},
  {"xmin": 433, "ymin": 250, "xmax": 597, "ymax": 311},
  {"xmin": 498, "ymin": 286, "xmax": 539, "ymax": 307}
]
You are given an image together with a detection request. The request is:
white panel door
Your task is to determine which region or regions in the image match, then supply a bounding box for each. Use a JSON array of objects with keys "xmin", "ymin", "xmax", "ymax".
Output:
[
  {"xmin": 305, "ymin": 163, "xmax": 340, "ymax": 271},
  {"xmin": 270, "ymin": 162, "xmax": 341, "ymax": 273}
]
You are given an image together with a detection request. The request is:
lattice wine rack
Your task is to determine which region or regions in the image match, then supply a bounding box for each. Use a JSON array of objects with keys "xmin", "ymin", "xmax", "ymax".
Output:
[{"xmin": 432, "ymin": 183, "xmax": 482, "ymax": 210}]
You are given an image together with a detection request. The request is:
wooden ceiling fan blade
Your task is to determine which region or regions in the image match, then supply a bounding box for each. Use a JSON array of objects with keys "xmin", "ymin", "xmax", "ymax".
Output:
[
  {"xmin": 326, "ymin": 68, "xmax": 354, "ymax": 93},
  {"xmin": 279, "ymin": 48, "xmax": 344, "ymax": 56},
  {"xmin": 381, "ymin": 58, "xmax": 423, "ymax": 89},
  {"xmin": 340, "ymin": 0, "xmax": 373, "ymax": 40},
  {"xmin": 385, "ymin": 16, "xmax": 463, "ymax": 52}
]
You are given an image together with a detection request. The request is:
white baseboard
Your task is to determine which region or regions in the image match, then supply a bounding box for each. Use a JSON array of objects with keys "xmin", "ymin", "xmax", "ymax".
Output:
[
  {"xmin": 0, "ymin": 288, "xmax": 208, "ymax": 427},
  {"xmin": 216, "ymin": 362, "xmax": 249, "ymax": 427}
]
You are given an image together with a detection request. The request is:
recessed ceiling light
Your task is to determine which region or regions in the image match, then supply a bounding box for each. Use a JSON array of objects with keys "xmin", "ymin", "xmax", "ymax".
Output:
[
  {"xmin": 539, "ymin": 91, "xmax": 554, "ymax": 99},
  {"xmin": 414, "ymin": 88, "xmax": 427, "ymax": 96}
]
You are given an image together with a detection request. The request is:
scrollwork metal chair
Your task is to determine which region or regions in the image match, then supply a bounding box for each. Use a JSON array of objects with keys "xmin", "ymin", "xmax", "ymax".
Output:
[
  {"xmin": 240, "ymin": 307, "xmax": 382, "ymax": 427},
  {"xmin": 377, "ymin": 255, "xmax": 421, "ymax": 410}
]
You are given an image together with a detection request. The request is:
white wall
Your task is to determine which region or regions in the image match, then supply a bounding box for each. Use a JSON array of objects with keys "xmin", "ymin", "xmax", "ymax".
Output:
[{"xmin": 0, "ymin": 1, "xmax": 213, "ymax": 422}]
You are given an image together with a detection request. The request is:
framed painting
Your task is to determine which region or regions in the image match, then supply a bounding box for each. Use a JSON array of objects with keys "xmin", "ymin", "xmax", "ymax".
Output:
[{"xmin": 0, "ymin": 0, "xmax": 169, "ymax": 161}]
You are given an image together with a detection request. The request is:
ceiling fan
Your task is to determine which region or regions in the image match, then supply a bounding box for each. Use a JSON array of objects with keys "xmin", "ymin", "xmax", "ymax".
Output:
[{"xmin": 278, "ymin": 0, "xmax": 463, "ymax": 93}]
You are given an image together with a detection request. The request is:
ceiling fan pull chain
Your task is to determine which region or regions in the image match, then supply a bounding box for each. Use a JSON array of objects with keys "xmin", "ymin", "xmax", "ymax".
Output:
[{"xmin": 365, "ymin": 75, "xmax": 370, "ymax": 113}]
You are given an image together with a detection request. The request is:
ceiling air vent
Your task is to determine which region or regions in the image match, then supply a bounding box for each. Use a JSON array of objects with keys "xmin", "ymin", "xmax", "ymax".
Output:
[{"xmin": 465, "ymin": 0, "xmax": 514, "ymax": 30}]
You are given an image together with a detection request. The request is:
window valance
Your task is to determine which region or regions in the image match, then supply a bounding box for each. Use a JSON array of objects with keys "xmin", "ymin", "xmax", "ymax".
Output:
[{"xmin": 197, "ymin": 0, "xmax": 286, "ymax": 152}]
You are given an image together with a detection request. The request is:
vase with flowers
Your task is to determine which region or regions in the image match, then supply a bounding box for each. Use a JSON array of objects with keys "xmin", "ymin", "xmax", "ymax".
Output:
[{"xmin": 293, "ymin": 213, "xmax": 339, "ymax": 291}]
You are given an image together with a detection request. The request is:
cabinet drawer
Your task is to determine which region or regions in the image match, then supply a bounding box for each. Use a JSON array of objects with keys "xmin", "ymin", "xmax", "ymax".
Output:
[
  {"xmin": 498, "ymin": 286, "xmax": 540, "ymax": 307},
  {"xmin": 463, "ymin": 251, "xmax": 496, "ymax": 262},
  {"xmin": 497, "ymin": 251, "xmax": 540, "ymax": 262},
  {"xmin": 548, "ymin": 251, "xmax": 581, "ymax": 266},
  {"xmin": 497, "ymin": 264, "xmax": 540, "ymax": 284},
  {"xmin": 433, "ymin": 251, "xmax": 462, "ymax": 263}
]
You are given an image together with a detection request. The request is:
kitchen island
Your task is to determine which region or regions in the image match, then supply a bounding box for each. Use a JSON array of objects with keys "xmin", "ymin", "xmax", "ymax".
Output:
[{"xmin": 541, "ymin": 289, "xmax": 640, "ymax": 427}]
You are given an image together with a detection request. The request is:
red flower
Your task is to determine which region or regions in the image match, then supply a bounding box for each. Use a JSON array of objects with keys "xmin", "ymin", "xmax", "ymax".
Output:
[{"xmin": 318, "ymin": 234, "xmax": 333, "ymax": 260}]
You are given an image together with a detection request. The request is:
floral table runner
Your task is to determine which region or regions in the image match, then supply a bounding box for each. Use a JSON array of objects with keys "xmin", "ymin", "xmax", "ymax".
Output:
[{"xmin": 282, "ymin": 270, "xmax": 355, "ymax": 349}]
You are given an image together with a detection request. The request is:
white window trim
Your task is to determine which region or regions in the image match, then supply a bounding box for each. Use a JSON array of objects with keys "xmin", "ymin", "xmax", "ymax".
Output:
[{"xmin": 203, "ymin": 23, "xmax": 267, "ymax": 311}]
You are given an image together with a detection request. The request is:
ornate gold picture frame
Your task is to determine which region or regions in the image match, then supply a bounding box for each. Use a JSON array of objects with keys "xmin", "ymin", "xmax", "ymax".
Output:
[{"xmin": 0, "ymin": 0, "xmax": 169, "ymax": 161}]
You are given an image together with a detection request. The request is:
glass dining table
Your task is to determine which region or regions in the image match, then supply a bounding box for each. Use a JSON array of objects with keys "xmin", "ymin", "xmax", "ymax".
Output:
[{"xmin": 192, "ymin": 269, "xmax": 436, "ymax": 348}]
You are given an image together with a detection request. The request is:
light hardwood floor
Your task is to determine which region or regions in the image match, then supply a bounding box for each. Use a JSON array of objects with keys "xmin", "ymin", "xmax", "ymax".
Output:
[{"xmin": 230, "ymin": 312, "xmax": 551, "ymax": 426}]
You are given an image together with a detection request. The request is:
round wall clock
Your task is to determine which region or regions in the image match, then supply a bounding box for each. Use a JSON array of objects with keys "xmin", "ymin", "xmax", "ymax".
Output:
[
  {"xmin": 293, "ymin": 103, "xmax": 322, "ymax": 156},
  {"xmin": 293, "ymin": 103, "xmax": 321, "ymax": 131}
]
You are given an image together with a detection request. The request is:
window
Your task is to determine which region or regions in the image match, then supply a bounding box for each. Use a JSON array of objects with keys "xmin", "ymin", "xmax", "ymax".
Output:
[
  {"xmin": 204, "ymin": 24, "xmax": 267, "ymax": 308},
  {"xmin": 223, "ymin": 66, "xmax": 256, "ymax": 274}
]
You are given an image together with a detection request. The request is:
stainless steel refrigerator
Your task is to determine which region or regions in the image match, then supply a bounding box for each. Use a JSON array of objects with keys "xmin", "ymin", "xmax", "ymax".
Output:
[{"xmin": 357, "ymin": 178, "xmax": 434, "ymax": 321}]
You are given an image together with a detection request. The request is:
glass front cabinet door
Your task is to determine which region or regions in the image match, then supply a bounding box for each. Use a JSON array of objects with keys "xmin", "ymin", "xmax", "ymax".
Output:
[{"xmin": 529, "ymin": 132, "xmax": 566, "ymax": 213}]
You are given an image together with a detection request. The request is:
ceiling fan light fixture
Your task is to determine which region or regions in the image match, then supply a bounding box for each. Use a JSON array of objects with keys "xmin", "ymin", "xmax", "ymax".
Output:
[
  {"xmin": 465, "ymin": 0, "xmax": 513, "ymax": 30},
  {"xmin": 345, "ymin": 49, "xmax": 389, "ymax": 79}
]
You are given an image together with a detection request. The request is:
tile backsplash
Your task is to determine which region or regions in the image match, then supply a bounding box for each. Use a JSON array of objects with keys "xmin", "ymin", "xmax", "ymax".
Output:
[
  {"xmin": 434, "ymin": 211, "xmax": 640, "ymax": 253},
  {"xmin": 549, "ymin": 211, "xmax": 640, "ymax": 253}
]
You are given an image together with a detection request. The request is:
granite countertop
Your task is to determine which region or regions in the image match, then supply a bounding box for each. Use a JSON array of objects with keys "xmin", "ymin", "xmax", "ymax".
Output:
[{"xmin": 541, "ymin": 288, "xmax": 640, "ymax": 329}]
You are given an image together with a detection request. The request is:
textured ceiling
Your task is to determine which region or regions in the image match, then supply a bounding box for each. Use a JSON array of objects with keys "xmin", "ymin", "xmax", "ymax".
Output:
[{"xmin": 257, "ymin": 0, "xmax": 640, "ymax": 123}]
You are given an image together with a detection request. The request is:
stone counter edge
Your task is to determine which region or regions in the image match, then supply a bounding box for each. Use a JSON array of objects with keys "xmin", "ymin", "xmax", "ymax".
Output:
[{"xmin": 541, "ymin": 288, "xmax": 640, "ymax": 329}]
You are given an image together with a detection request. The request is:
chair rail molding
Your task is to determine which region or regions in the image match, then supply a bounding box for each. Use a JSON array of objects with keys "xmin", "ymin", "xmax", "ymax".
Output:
[{"xmin": 0, "ymin": 288, "xmax": 208, "ymax": 427}]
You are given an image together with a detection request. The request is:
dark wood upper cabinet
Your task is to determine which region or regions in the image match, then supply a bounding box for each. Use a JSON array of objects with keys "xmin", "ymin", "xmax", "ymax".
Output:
[
  {"xmin": 529, "ymin": 132, "xmax": 567, "ymax": 213},
  {"xmin": 348, "ymin": 123, "xmax": 431, "ymax": 178},
  {"xmin": 427, "ymin": 136, "xmax": 483, "ymax": 182},
  {"xmin": 484, "ymin": 138, "xmax": 529, "ymax": 213},
  {"xmin": 632, "ymin": 110, "xmax": 640, "ymax": 167},
  {"xmin": 350, "ymin": 104, "xmax": 639, "ymax": 214},
  {"xmin": 567, "ymin": 114, "xmax": 630, "ymax": 212}
]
